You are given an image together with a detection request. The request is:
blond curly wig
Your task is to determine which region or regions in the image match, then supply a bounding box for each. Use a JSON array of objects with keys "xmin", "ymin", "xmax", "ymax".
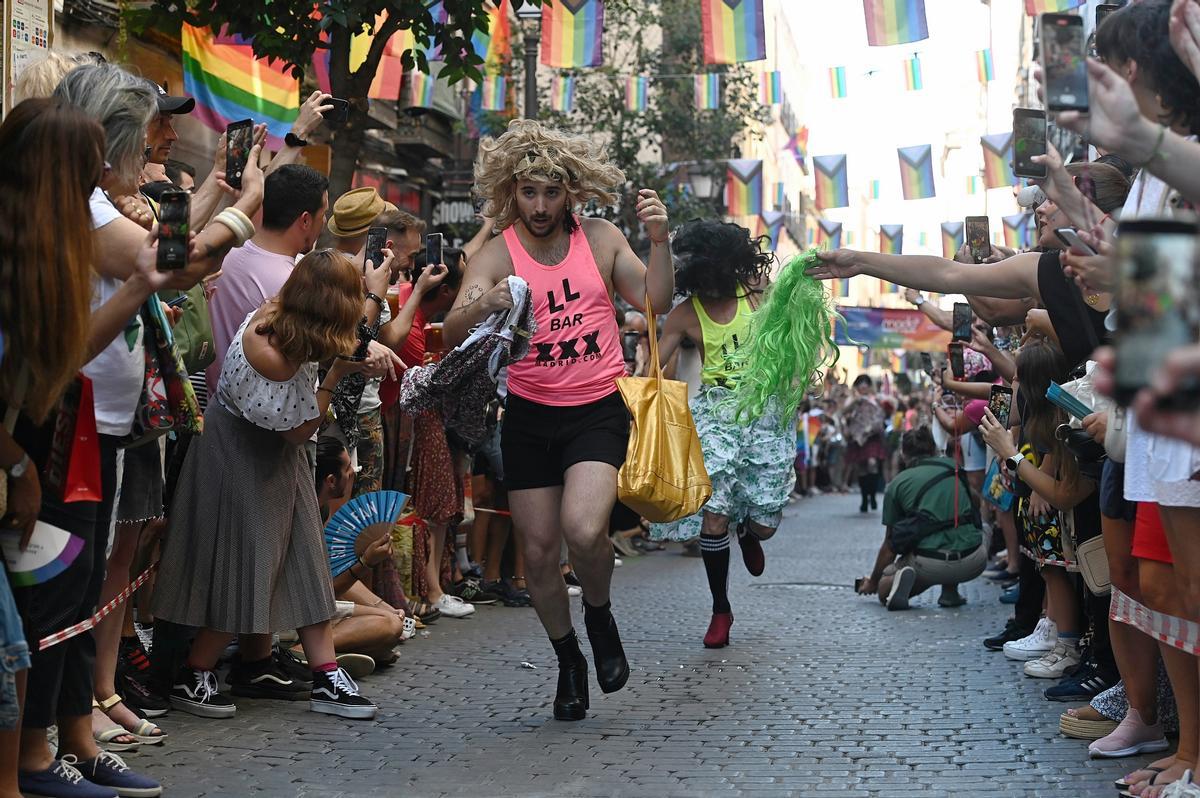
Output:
[{"xmin": 474, "ymin": 119, "xmax": 626, "ymax": 231}]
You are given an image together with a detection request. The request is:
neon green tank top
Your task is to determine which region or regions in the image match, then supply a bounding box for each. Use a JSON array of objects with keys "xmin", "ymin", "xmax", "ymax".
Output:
[{"xmin": 692, "ymin": 293, "xmax": 754, "ymax": 387}]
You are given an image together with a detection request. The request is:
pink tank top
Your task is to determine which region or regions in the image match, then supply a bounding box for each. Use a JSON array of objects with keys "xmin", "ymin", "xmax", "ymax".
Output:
[{"xmin": 503, "ymin": 223, "xmax": 625, "ymax": 406}]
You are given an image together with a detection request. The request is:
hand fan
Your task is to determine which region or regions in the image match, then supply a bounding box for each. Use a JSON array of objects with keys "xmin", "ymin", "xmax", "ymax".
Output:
[
  {"xmin": 324, "ymin": 490, "xmax": 408, "ymax": 577},
  {"xmin": 1046, "ymin": 382, "xmax": 1092, "ymax": 422}
]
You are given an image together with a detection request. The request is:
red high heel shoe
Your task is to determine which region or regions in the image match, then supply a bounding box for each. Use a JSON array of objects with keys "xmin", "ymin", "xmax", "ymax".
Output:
[{"xmin": 703, "ymin": 612, "xmax": 734, "ymax": 648}]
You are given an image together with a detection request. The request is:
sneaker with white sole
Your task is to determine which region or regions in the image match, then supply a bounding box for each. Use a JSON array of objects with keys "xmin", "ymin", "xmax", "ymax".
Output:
[
  {"xmin": 1003, "ymin": 617, "xmax": 1057, "ymax": 661},
  {"xmin": 310, "ymin": 667, "xmax": 377, "ymax": 720},
  {"xmin": 886, "ymin": 566, "xmax": 916, "ymax": 611},
  {"xmin": 169, "ymin": 667, "xmax": 235, "ymax": 718},
  {"xmin": 1024, "ymin": 639, "xmax": 1081, "ymax": 678},
  {"xmin": 433, "ymin": 593, "xmax": 475, "ymax": 618}
]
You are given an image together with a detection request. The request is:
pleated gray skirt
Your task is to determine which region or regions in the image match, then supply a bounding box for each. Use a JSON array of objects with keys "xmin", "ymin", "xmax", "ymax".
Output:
[{"xmin": 152, "ymin": 402, "xmax": 335, "ymax": 634}]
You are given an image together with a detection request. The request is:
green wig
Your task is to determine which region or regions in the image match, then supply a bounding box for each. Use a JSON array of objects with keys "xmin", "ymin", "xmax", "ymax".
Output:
[{"xmin": 723, "ymin": 248, "xmax": 842, "ymax": 425}]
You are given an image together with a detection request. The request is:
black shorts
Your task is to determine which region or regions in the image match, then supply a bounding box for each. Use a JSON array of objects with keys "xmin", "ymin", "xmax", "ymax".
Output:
[{"xmin": 501, "ymin": 391, "xmax": 629, "ymax": 491}]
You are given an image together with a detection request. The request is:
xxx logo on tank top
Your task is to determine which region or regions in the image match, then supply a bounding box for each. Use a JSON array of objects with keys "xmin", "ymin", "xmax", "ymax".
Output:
[{"xmin": 535, "ymin": 277, "xmax": 605, "ymax": 366}]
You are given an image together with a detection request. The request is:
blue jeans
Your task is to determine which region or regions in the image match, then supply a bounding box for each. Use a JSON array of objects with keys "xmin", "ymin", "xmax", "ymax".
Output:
[{"xmin": 0, "ymin": 566, "xmax": 29, "ymax": 731}]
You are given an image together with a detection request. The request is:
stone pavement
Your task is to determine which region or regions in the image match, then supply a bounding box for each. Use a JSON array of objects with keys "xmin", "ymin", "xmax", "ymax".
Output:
[{"xmin": 137, "ymin": 493, "xmax": 1140, "ymax": 797}]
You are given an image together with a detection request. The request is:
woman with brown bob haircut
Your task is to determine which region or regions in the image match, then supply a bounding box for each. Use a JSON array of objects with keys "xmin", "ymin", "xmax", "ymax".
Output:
[{"xmin": 154, "ymin": 249, "xmax": 381, "ymax": 721}]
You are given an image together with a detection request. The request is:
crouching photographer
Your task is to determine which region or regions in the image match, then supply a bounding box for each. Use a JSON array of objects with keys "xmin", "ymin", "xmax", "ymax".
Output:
[{"xmin": 856, "ymin": 427, "xmax": 986, "ymax": 610}]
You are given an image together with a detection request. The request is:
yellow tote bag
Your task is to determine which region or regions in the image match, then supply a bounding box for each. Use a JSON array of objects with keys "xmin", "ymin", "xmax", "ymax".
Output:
[{"xmin": 616, "ymin": 297, "xmax": 711, "ymax": 523}]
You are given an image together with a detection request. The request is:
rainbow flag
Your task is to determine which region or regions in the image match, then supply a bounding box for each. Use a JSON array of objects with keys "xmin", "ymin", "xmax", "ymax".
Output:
[
  {"xmin": 847, "ymin": 230, "xmax": 856, "ymax": 246},
  {"xmin": 829, "ymin": 66, "xmax": 848, "ymax": 99},
  {"xmin": 813, "ymin": 154, "xmax": 849, "ymax": 210},
  {"xmin": 701, "ymin": 0, "xmax": 766, "ymax": 65},
  {"xmin": 941, "ymin": 222, "xmax": 965, "ymax": 258},
  {"xmin": 863, "ymin": 0, "xmax": 929, "ymax": 46},
  {"xmin": 976, "ymin": 48, "xmax": 994, "ymax": 82},
  {"xmin": 897, "ymin": 144, "xmax": 936, "ymax": 200},
  {"xmin": 760, "ymin": 210, "xmax": 785, "ymax": 250},
  {"xmin": 904, "ymin": 56, "xmax": 923, "ymax": 91},
  {"xmin": 818, "ymin": 219, "xmax": 843, "ymax": 249},
  {"xmin": 625, "ymin": 75, "xmax": 648, "ymax": 112},
  {"xmin": 181, "ymin": 24, "xmax": 299, "ymax": 149},
  {"xmin": 773, "ymin": 181, "xmax": 786, "ymax": 209},
  {"xmin": 550, "ymin": 75, "xmax": 576, "ymax": 112},
  {"xmin": 1025, "ymin": 0, "xmax": 1084, "ymax": 15},
  {"xmin": 470, "ymin": 0, "xmax": 513, "ymax": 75},
  {"xmin": 784, "ymin": 126, "xmax": 809, "ymax": 172},
  {"xmin": 919, "ymin": 231, "xmax": 928, "ymax": 248},
  {"xmin": 407, "ymin": 70, "xmax": 436, "ymax": 107},
  {"xmin": 541, "ymin": 0, "xmax": 604, "ymax": 68},
  {"xmin": 880, "ymin": 224, "xmax": 903, "ymax": 255},
  {"xmin": 481, "ymin": 75, "xmax": 506, "ymax": 111},
  {"xmin": 981, "ymin": 132, "xmax": 1016, "ymax": 188},
  {"xmin": 966, "ymin": 175, "xmax": 982, "ymax": 195},
  {"xmin": 869, "ymin": 179, "xmax": 881, "ymax": 199},
  {"xmin": 760, "ymin": 70, "xmax": 782, "ymax": 104},
  {"xmin": 695, "ymin": 74, "xmax": 721, "ymax": 110},
  {"xmin": 1003, "ymin": 212, "xmax": 1034, "ymax": 249},
  {"xmin": 725, "ymin": 159, "xmax": 764, "ymax": 217}
]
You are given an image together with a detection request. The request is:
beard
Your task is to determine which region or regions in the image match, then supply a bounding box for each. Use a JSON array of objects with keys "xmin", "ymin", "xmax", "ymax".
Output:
[{"xmin": 519, "ymin": 205, "xmax": 567, "ymax": 238}]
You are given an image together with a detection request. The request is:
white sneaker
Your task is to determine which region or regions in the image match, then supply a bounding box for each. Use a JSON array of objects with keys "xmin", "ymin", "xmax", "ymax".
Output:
[
  {"xmin": 613, "ymin": 557, "xmax": 623, "ymax": 568},
  {"xmin": 1003, "ymin": 617, "xmax": 1057, "ymax": 661},
  {"xmin": 434, "ymin": 594, "xmax": 475, "ymax": 618},
  {"xmin": 566, "ymin": 585, "xmax": 583, "ymax": 598},
  {"xmin": 1023, "ymin": 639, "xmax": 1081, "ymax": 678}
]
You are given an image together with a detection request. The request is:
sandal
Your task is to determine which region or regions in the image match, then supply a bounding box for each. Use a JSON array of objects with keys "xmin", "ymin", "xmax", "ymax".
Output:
[
  {"xmin": 91, "ymin": 701, "xmax": 141, "ymax": 752},
  {"xmin": 1116, "ymin": 767, "xmax": 1165, "ymax": 791},
  {"xmin": 95, "ymin": 694, "xmax": 166, "ymax": 745},
  {"xmin": 405, "ymin": 600, "xmax": 441, "ymax": 625}
]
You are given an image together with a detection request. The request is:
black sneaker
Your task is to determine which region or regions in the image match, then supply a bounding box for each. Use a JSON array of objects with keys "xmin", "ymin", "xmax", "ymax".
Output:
[
  {"xmin": 116, "ymin": 668, "xmax": 171, "ymax": 719},
  {"xmin": 449, "ymin": 578, "xmax": 501, "ymax": 605},
  {"xmin": 984, "ymin": 618, "xmax": 1034, "ymax": 651},
  {"xmin": 227, "ymin": 655, "xmax": 311, "ymax": 701},
  {"xmin": 310, "ymin": 668, "xmax": 377, "ymax": 720},
  {"xmin": 273, "ymin": 646, "xmax": 315, "ymax": 683},
  {"xmin": 482, "ymin": 578, "xmax": 532, "ymax": 607},
  {"xmin": 1043, "ymin": 662, "xmax": 1117, "ymax": 702},
  {"xmin": 563, "ymin": 571, "xmax": 582, "ymax": 587},
  {"xmin": 170, "ymin": 667, "xmax": 236, "ymax": 718}
]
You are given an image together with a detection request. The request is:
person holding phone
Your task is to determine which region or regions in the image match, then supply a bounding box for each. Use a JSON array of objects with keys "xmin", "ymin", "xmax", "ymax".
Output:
[
  {"xmin": 441, "ymin": 120, "xmax": 673, "ymax": 722},
  {"xmin": 647, "ymin": 220, "xmax": 791, "ymax": 650}
]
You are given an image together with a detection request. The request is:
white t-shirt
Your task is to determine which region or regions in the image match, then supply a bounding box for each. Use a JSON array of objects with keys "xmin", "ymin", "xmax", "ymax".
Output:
[
  {"xmin": 82, "ymin": 188, "xmax": 144, "ymax": 437},
  {"xmin": 357, "ymin": 299, "xmax": 391, "ymax": 415}
]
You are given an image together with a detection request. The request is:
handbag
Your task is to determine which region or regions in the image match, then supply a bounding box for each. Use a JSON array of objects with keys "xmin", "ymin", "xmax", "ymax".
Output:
[
  {"xmin": 982, "ymin": 457, "xmax": 1014, "ymax": 511},
  {"xmin": 158, "ymin": 284, "xmax": 215, "ymax": 376},
  {"xmin": 42, "ymin": 374, "xmax": 103, "ymax": 503},
  {"xmin": 119, "ymin": 299, "xmax": 203, "ymax": 449},
  {"xmin": 615, "ymin": 296, "xmax": 711, "ymax": 523},
  {"xmin": 1061, "ymin": 506, "xmax": 1111, "ymax": 595}
]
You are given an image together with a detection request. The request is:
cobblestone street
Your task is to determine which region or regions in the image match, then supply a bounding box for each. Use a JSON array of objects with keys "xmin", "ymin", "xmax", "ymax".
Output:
[{"xmin": 139, "ymin": 494, "xmax": 1135, "ymax": 796}]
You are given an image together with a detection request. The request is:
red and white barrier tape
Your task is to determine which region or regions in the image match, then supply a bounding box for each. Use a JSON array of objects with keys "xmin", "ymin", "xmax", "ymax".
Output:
[
  {"xmin": 38, "ymin": 563, "xmax": 158, "ymax": 651},
  {"xmin": 474, "ymin": 507, "xmax": 512, "ymax": 517},
  {"xmin": 1111, "ymin": 586, "xmax": 1200, "ymax": 656}
]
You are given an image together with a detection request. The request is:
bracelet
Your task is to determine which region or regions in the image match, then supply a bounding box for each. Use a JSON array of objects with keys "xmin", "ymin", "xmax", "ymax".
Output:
[
  {"xmin": 1135, "ymin": 124, "xmax": 1168, "ymax": 168},
  {"xmin": 649, "ymin": 235, "xmax": 669, "ymax": 245},
  {"xmin": 224, "ymin": 206, "xmax": 255, "ymax": 235},
  {"xmin": 365, "ymin": 292, "xmax": 384, "ymax": 308},
  {"xmin": 316, "ymin": 385, "xmax": 335, "ymax": 395},
  {"xmin": 211, "ymin": 208, "xmax": 254, "ymax": 246}
]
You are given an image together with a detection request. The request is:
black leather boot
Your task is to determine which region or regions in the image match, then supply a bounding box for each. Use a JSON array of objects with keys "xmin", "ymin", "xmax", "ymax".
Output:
[
  {"xmin": 583, "ymin": 601, "xmax": 629, "ymax": 694},
  {"xmin": 550, "ymin": 630, "xmax": 588, "ymax": 721}
]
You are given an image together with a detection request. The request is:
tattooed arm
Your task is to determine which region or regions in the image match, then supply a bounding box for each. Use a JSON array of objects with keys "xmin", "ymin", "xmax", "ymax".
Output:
[{"xmin": 442, "ymin": 237, "xmax": 515, "ymax": 347}]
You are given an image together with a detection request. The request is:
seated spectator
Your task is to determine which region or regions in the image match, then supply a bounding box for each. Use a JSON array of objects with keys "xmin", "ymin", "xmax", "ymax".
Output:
[{"xmin": 857, "ymin": 427, "xmax": 986, "ymax": 610}]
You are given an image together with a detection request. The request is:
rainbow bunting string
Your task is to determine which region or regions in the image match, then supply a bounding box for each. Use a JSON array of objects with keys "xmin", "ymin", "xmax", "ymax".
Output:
[
  {"xmin": 774, "ymin": 181, "xmax": 786, "ymax": 209},
  {"xmin": 784, "ymin": 126, "xmax": 809, "ymax": 170},
  {"xmin": 818, "ymin": 219, "xmax": 843, "ymax": 249},
  {"xmin": 869, "ymin": 179, "xmax": 881, "ymax": 199},
  {"xmin": 550, "ymin": 75, "xmax": 576, "ymax": 113},
  {"xmin": 625, "ymin": 76, "xmax": 648, "ymax": 112},
  {"xmin": 847, "ymin": 230, "xmax": 856, "ymax": 246},
  {"xmin": 1003, "ymin": 212, "xmax": 1034, "ymax": 249},
  {"xmin": 880, "ymin": 224, "xmax": 903, "ymax": 255},
  {"xmin": 897, "ymin": 144, "xmax": 936, "ymax": 200},
  {"xmin": 760, "ymin": 70, "xmax": 782, "ymax": 104},
  {"xmin": 541, "ymin": 0, "xmax": 604, "ymax": 68},
  {"xmin": 181, "ymin": 23, "xmax": 299, "ymax": 149},
  {"xmin": 760, "ymin": 210, "xmax": 786, "ymax": 250},
  {"xmin": 407, "ymin": 70, "xmax": 435, "ymax": 107},
  {"xmin": 480, "ymin": 75, "xmax": 506, "ymax": 111},
  {"xmin": 976, "ymin": 49, "xmax": 994, "ymax": 83},
  {"xmin": 829, "ymin": 66, "xmax": 847, "ymax": 99},
  {"xmin": 725, "ymin": 159, "xmax": 764, "ymax": 217},
  {"xmin": 813, "ymin": 154, "xmax": 849, "ymax": 210},
  {"xmin": 863, "ymin": 0, "xmax": 929, "ymax": 46},
  {"xmin": 695, "ymin": 74, "xmax": 721, "ymax": 110},
  {"xmin": 981, "ymin": 132, "xmax": 1017, "ymax": 188},
  {"xmin": 470, "ymin": 0, "xmax": 513, "ymax": 75},
  {"xmin": 941, "ymin": 222, "xmax": 965, "ymax": 258},
  {"xmin": 919, "ymin": 231, "xmax": 928, "ymax": 248},
  {"xmin": 967, "ymin": 175, "xmax": 981, "ymax": 195},
  {"xmin": 1025, "ymin": 0, "xmax": 1085, "ymax": 15},
  {"xmin": 701, "ymin": 0, "xmax": 766, "ymax": 65},
  {"xmin": 904, "ymin": 56, "xmax": 923, "ymax": 91}
]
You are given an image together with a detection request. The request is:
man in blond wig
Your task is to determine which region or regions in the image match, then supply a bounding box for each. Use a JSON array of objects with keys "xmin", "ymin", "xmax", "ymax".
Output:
[{"xmin": 444, "ymin": 120, "xmax": 673, "ymax": 721}]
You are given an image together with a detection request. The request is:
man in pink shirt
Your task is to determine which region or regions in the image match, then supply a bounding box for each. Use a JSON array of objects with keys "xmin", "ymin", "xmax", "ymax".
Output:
[
  {"xmin": 206, "ymin": 164, "xmax": 329, "ymax": 394},
  {"xmin": 443, "ymin": 121, "xmax": 673, "ymax": 722}
]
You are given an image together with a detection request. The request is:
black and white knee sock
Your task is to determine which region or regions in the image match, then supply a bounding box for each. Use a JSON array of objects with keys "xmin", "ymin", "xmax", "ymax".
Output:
[{"xmin": 699, "ymin": 533, "xmax": 731, "ymax": 614}]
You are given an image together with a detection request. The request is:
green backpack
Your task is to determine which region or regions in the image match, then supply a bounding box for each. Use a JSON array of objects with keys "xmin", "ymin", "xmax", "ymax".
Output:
[{"xmin": 158, "ymin": 283, "xmax": 215, "ymax": 376}]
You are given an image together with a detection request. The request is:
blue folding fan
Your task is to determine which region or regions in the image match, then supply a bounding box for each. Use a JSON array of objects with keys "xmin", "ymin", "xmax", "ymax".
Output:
[{"xmin": 324, "ymin": 490, "xmax": 408, "ymax": 577}]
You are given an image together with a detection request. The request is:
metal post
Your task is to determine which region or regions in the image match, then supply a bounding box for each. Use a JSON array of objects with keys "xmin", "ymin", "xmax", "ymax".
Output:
[{"xmin": 524, "ymin": 30, "xmax": 539, "ymax": 119}]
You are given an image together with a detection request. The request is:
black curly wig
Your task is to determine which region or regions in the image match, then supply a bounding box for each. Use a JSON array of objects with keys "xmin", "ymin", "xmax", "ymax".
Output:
[
  {"xmin": 671, "ymin": 219, "xmax": 774, "ymax": 299},
  {"xmin": 1096, "ymin": 0, "xmax": 1200, "ymax": 135}
]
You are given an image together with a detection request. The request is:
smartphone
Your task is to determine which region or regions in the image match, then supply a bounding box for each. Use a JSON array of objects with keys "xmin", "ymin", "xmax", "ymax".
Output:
[
  {"xmin": 1113, "ymin": 219, "xmax": 1200, "ymax": 408},
  {"xmin": 1013, "ymin": 108, "xmax": 1048, "ymax": 179},
  {"xmin": 952, "ymin": 303, "xmax": 973, "ymax": 342},
  {"xmin": 989, "ymin": 384, "xmax": 1014, "ymax": 428},
  {"xmin": 920, "ymin": 352, "xmax": 934, "ymax": 376},
  {"xmin": 1054, "ymin": 227, "xmax": 1097, "ymax": 256},
  {"xmin": 1096, "ymin": 3, "xmax": 1121, "ymax": 30},
  {"xmin": 365, "ymin": 226, "xmax": 388, "ymax": 271},
  {"xmin": 156, "ymin": 189, "xmax": 190, "ymax": 271},
  {"xmin": 224, "ymin": 119, "xmax": 253, "ymax": 190},
  {"xmin": 1042, "ymin": 13, "xmax": 1089, "ymax": 112},
  {"xmin": 948, "ymin": 342, "xmax": 965, "ymax": 379},
  {"xmin": 322, "ymin": 98, "xmax": 350, "ymax": 126},
  {"xmin": 965, "ymin": 216, "xmax": 991, "ymax": 263},
  {"xmin": 425, "ymin": 233, "xmax": 443, "ymax": 268},
  {"xmin": 165, "ymin": 293, "xmax": 190, "ymax": 309},
  {"xmin": 854, "ymin": 577, "xmax": 865, "ymax": 593}
]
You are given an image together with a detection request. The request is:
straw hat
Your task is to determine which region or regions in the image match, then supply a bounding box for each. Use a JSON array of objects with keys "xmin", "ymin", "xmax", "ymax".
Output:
[{"xmin": 327, "ymin": 187, "xmax": 397, "ymax": 237}]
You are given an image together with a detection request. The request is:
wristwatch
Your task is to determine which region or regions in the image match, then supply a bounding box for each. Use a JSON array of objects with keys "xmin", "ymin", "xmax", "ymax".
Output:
[
  {"xmin": 1005, "ymin": 452, "xmax": 1026, "ymax": 472},
  {"xmin": 284, "ymin": 132, "xmax": 309, "ymax": 148},
  {"xmin": 912, "ymin": 295, "xmax": 926, "ymax": 306},
  {"xmin": 8, "ymin": 453, "xmax": 30, "ymax": 479}
]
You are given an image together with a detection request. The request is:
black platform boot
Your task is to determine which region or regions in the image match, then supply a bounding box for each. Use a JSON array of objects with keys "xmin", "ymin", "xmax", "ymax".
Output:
[
  {"xmin": 583, "ymin": 600, "xmax": 629, "ymax": 694},
  {"xmin": 550, "ymin": 630, "xmax": 589, "ymax": 721}
]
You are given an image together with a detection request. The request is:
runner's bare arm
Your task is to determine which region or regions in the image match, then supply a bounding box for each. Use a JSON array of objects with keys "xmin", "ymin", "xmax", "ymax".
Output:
[
  {"xmin": 442, "ymin": 238, "xmax": 514, "ymax": 347},
  {"xmin": 656, "ymin": 302, "xmax": 691, "ymax": 369},
  {"xmin": 610, "ymin": 190, "xmax": 674, "ymax": 313}
]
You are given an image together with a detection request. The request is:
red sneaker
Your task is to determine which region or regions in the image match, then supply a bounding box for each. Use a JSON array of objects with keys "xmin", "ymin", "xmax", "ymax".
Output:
[
  {"xmin": 703, "ymin": 612, "xmax": 734, "ymax": 648},
  {"xmin": 737, "ymin": 524, "xmax": 765, "ymax": 577}
]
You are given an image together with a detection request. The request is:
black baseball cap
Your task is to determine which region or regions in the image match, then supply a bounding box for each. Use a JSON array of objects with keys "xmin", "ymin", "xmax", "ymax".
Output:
[{"xmin": 149, "ymin": 81, "xmax": 195, "ymax": 114}]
